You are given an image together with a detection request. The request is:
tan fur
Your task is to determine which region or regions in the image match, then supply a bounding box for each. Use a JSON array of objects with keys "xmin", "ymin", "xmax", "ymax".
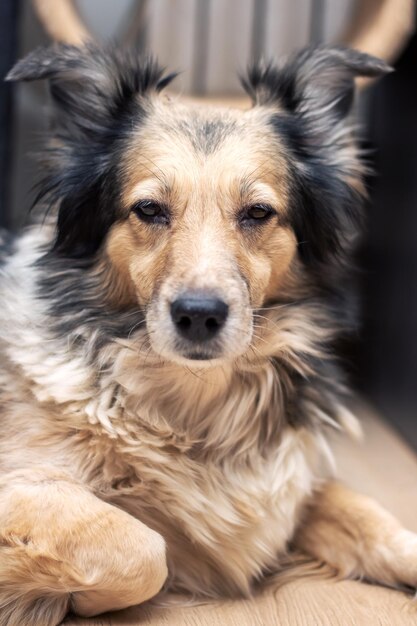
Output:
[{"xmin": 295, "ymin": 481, "xmax": 417, "ymax": 589}]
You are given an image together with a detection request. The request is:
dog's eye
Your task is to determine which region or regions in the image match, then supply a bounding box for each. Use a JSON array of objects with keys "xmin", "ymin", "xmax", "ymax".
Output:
[
  {"xmin": 239, "ymin": 204, "xmax": 275, "ymax": 226},
  {"xmin": 131, "ymin": 200, "xmax": 169, "ymax": 225}
]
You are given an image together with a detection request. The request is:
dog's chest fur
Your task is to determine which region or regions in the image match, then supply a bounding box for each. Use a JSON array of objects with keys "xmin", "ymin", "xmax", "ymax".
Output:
[{"xmin": 82, "ymin": 358, "xmax": 328, "ymax": 595}]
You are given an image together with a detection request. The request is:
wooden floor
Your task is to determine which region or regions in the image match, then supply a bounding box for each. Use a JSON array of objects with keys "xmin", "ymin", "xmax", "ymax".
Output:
[{"xmin": 66, "ymin": 405, "xmax": 417, "ymax": 626}]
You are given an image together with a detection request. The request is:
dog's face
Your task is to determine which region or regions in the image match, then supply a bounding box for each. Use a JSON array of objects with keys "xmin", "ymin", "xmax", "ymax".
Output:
[
  {"xmin": 8, "ymin": 44, "xmax": 389, "ymax": 365},
  {"xmin": 107, "ymin": 102, "xmax": 297, "ymax": 362}
]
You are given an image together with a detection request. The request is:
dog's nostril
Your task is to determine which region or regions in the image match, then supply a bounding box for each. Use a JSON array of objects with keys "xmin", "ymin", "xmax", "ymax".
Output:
[
  {"xmin": 170, "ymin": 294, "xmax": 229, "ymax": 342},
  {"xmin": 178, "ymin": 315, "xmax": 192, "ymax": 330},
  {"xmin": 205, "ymin": 317, "xmax": 219, "ymax": 331}
]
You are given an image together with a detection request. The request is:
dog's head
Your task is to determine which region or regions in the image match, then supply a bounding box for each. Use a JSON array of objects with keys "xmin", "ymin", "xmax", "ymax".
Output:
[{"xmin": 7, "ymin": 44, "xmax": 390, "ymax": 365}]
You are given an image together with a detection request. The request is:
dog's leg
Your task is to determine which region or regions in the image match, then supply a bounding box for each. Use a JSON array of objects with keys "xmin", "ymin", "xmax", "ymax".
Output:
[
  {"xmin": 294, "ymin": 481, "xmax": 417, "ymax": 589},
  {"xmin": 0, "ymin": 468, "xmax": 167, "ymax": 626}
]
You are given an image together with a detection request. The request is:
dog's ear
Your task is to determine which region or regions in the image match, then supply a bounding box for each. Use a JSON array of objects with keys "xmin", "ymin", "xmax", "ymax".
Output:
[
  {"xmin": 242, "ymin": 46, "xmax": 391, "ymax": 135},
  {"xmin": 6, "ymin": 44, "xmax": 175, "ymax": 258},
  {"xmin": 6, "ymin": 43, "xmax": 97, "ymax": 81},
  {"xmin": 6, "ymin": 44, "xmax": 174, "ymax": 135}
]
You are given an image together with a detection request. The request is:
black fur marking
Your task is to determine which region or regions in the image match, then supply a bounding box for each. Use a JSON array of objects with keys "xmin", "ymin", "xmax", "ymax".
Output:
[
  {"xmin": 7, "ymin": 44, "xmax": 177, "ymax": 259},
  {"xmin": 266, "ymin": 294, "xmax": 358, "ymax": 430},
  {"xmin": 272, "ymin": 113, "xmax": 364, "ymax": 267},
  {"xmin": 272, "ymin": 353, "xmax": 351, "ymax": 430},
  {"xmin": 36, "ymin": 252, "xmax": 144, "ymax": 360},
  {"xmin": 171, "ymin": 116, "xmax": 237, "ymax": 154},
  {"xmin": 194, "ymin": 119, "xmax": 236, "ymax": 154},
  {"xmin": 242, "ymin": 46, "xmax": 391, "ymax": 134}
]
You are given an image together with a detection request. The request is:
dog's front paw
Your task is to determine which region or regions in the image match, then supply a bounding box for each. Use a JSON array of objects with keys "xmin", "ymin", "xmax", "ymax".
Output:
[
  {"xmin": 0, "ymin": 472, "xmax": 167, "ymax": 625},
  {"xmin": 67, "ymin": 505, "xmax": 168, "ymax": 617}
]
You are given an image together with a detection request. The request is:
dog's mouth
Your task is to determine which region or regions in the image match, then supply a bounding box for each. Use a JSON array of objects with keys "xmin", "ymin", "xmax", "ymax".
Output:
[
  {"xmin": 173, "ymin": 341, "xmax": 227, "ymax": 363},
  {"xmin": 185, "ymin": 351, "xmax": 217, "ymax": 361}
]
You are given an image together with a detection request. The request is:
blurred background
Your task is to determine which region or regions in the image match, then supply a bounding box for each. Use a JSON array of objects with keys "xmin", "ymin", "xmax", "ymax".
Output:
[{"xmin": 0, "ymin": 1, "xmax": 416, "ymax": 446}]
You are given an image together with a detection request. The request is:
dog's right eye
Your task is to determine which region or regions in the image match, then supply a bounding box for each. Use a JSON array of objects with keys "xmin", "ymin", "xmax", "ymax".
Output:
[{"xmin": 131, "ymin": 200, "xmax": 170, "ymax": 225}]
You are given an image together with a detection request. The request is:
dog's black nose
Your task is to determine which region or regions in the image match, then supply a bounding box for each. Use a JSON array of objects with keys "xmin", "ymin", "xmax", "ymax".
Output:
[{"xmin": 170, "ymin": 294, "xmax": 229, "ymax": 342}]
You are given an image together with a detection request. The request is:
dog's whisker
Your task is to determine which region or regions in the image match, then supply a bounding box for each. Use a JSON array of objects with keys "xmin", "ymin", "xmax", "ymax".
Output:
[
  {"xmin": 127, "ymin": 319, "xmax": 147, "ymax": 340},
  {"xmin": 253, "ymin": 314, "xmax": 283, "ymax": 333},
  {"xmin": 121, "ymin": 309, "xmax": 144, "ymax": 319},
  {"xmin": 255, "ymin": 302, "xmax": 299, "ymax": 312}
]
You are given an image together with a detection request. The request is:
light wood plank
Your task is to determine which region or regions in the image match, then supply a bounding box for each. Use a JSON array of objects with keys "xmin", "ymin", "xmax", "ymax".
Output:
[
  {"xmin": 332, "ymin": 403, "xmax": 417, "ymax": 532},
  {"xmin": 65, "ymin": 580, "xmax": 417, "ymax": 626}
]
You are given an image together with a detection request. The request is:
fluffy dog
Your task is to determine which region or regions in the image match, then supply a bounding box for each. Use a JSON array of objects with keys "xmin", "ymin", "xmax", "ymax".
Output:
[{"xmin": 1, "ymin": 44, "xmax": 416, "ymax": 625}]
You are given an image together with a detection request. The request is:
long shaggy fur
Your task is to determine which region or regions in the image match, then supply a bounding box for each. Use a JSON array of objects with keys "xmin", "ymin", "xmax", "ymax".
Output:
[{"xmin": 2, "ymin": 44, "xmax": 413, "ymax": 626}]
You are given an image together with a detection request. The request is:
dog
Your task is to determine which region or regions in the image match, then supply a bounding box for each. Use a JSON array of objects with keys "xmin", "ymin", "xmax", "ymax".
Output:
[{"xmin": 1, "ymin": 43, "xmax": 416, "ymax": 625}]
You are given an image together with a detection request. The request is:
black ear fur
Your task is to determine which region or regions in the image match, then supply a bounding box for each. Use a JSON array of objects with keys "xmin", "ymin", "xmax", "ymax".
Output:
[
  {"xmin": 242, "ymin": 46, "xmax": 392, "ymax": 132},
  {"xmin": 6, "ymin": 44, "xmax": 176, "ymax": 258}
]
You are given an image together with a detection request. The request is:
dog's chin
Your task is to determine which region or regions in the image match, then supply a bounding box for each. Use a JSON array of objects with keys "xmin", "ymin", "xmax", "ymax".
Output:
[
  {"xmin": 160, "ymin": 348, "xmax": 229, "ymax": 368},
  {"xmin": 184, "ymin": 352, "xmax": 217, "ymax": 361},
  {"xmin": 148, "ymin": 339, "xmax": 247, "ymax": 368}
]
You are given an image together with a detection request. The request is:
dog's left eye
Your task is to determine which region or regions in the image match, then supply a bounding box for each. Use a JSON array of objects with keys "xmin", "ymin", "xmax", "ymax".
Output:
[
  {"xmin": 131, "ymin": 200, "xmax": 169, "ymax": 225},
  {"xmin": 239, "ymin": 204, "xmax": 275, "ymax": 225}
]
